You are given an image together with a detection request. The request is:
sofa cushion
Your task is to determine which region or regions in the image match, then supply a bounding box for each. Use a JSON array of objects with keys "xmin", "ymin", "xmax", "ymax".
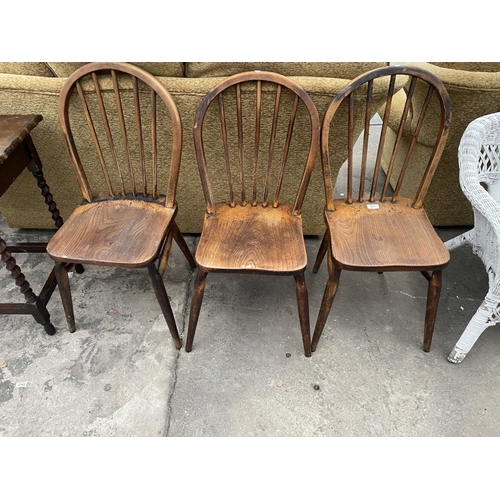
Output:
[
  {"xmin": 46, "ymin": 62, "xmax": 185, "ymax": 77},
  {"xmin": 185, "ymin": 62, "xmax": 388, "ymax": 79},
  {"xmin": 0, "ymin": 62, "xmax": 55, "ymax": 77},
  {"xmin": 431, "ymin": 62, "xmax": 500, "ymax": 73}
]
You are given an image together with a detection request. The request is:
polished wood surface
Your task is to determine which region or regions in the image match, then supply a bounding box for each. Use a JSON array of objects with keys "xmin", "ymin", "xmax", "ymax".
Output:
[
  {"xmin": 186, "ymin": 71, "xmax": 320, "ymax": 356},
  {"xmin": 195, "ymin": 203, "xmax": 307, "ymax": 273},
  {"xmin": 46, "ymin": 63, "xmax": 195, "ymax": 348},
  {"xmin": 47, "ymin": 199, "xmax": 175, "ymax": 267},
  {"xmin": 326, "ymin": 198, "xmax": 450, "ymax": 272},
  {"xmin": 312, "ymin": 65, "xmax": 452, "ymax": 353}
]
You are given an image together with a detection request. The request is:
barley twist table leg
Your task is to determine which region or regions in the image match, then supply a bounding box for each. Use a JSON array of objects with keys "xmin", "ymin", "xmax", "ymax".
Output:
[{"xmin": 0, "ymin": 238, "xmax": 37, "ymax": 303}]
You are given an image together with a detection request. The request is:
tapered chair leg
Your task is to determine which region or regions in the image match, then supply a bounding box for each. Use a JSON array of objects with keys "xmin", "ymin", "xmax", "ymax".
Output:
[
  {"xmin": 311, "ymin": 264, "xmax": 342, "ymax": 352},
  {"xmin": 172, "ymin": 222, "xmax": 197, "ymax": 269},
  {"xmin": 54, "ymin": 261, "xmax": 76, "ymax": 333},
  {"xmin": 423, "ymin": 269, "xmax": 443, "ymax": 352},
  {"xmin": 294, "ymin": 272, "xmax": 312, "ymax": 357},
  {"xmin": 185, "ymin": 267, "xmax": 208, "ymax": 352},
  {"xmin": 312, "ymin": 230, "xmax": 329, "ymax": 274},
  {"xmin": 157, "ymin": 228, "xmax": 174, "ymax": 278},
  {"xmin": 148, "ymin": 262, "xmax": 182, "ymax": 349}
]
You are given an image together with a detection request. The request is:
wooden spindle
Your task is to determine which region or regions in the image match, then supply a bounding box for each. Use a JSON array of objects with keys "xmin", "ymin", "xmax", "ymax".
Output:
[
  {"xmin": 112, "ymin": 70, "xmax": 136, "ymax": 196},
  {"xmin": 92, "ymin": 71, "xmax": 126, "ymax": 196},
  {"xmin": 411, "ymin": 86, "xmax": 437, "ymax": 208},
  {"xmin": 75, "ymin": 79, "xmax": 115, "ymax": 196},
  {"xmin": 236, "ymin": 83, "xmax": 246, "ymax": 206},
  {"xmin": 346, "ymin": 93, "xmax": 354, "ymax": 204},
  {"xmin": 133, "ymin": 76, "xmax": 147, "ymax": 197},
  {"xmin": 252, "ymin": 80, "xmax": 262, "ymax": 206},
  {"xmin": 382, "ymin": 76, "xmax": 417, "ymax": 201},
  {"xmin": 151, "ymin": 89, "xmax": 158, "ymax": 199},
  {"xmin": 263, "ymin": 85, "xmax": 281, "ymax": 207},
  {"xmin": 218, "ymin": 93, "xmax": 235, "ymax": 207},
  {"xmin": 358, "ymin": 80, "xmax": 373, "ymax": 202},
  {"xmin": 274, "ymin": 94, "xmax": 299, "ymax": 207},
  {"xmin": 370, "ymin": 74, "xmax": 396, "ymax": 202}
]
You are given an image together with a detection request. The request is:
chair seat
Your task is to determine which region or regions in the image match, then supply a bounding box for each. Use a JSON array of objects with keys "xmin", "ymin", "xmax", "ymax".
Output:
[
  {"xmin": 195, "ymin": 203, "xmax": 307, "ymax": 274},
  {"xmin": 46, "ymin": 199, "xmax": 175, "ymax": 268},
  {"xmin": 327, "ymin": 198, "xmax": 450, "ymax": 272}
]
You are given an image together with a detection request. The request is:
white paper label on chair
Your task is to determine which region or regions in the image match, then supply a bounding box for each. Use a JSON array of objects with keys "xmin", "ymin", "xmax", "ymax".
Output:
[{"xmin": 367, "ymin": 204, "xmax": 379, "ymax": 210}]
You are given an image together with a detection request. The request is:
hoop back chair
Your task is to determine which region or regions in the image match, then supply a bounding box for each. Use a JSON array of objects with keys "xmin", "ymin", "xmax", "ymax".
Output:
[
  {"xmin": 46, "ymin": 62, "xmax": 196, "ymax": 348},
  {"xmin": 185, "ymin": 71, "xmax": 320, "ymax": 356},
  {"xmin": 445, "ymin": 112, "xmax": 500, "ymax": 363},
  {"xmin": 312, "ymin": 65, "xmax": 452, "ymax": 353}
]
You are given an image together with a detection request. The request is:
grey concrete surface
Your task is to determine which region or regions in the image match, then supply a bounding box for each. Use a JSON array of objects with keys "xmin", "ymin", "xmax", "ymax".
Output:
[{"xmin": 0, "ymin": 214, "xmax": 499, "ymax": 436}]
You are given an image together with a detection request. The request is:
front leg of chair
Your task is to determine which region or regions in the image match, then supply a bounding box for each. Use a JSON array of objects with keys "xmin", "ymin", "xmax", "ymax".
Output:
[
  {"xmin": 423, "ymin": 269, "xmax": 443, "ymax": 352},
  {"xmin": 185, "ymin": 267, "xmax": 208, "ymax": 352},
  {"xmin": 294, "ymin": 271, "xmax": 312, "ymax": 357},
  {"xmin": 54, "ymin": 261, "xmax": 76, "ymax": 333},
  {"xmin": 148, "ymin": 262, "xmax": 182, "ymax": 349},
  {"xmin": 172, "ymin": 221, "xmax": 197, "ymax": 269},
  {"xmin": 311, "ymin": 264, "xmax": 342, "ymax": 352},
  {"xmin": 448, "ymin": 291, "xmax": 500, "ymax": 363},
  {"xmin": 312, "ymin": 230, "xmax": 329, "ymax": 274}
]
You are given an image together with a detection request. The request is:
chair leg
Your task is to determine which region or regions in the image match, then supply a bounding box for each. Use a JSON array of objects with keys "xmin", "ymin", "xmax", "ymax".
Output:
[
  {"xmin": 312, "ymin": 230, "xmax": 329, "ymax": 274},
  {"xmin": 448, "ymin": 291, "xmax": 500, "ymax": 363},
  {"xmin": 172, "ymin": 221, "xmax": 197, "ymax": 269},
  {"xmin": 148, "ymin": 262, "xmax": 182, "ymax": 349},
  {"xmin": 294, "ymin": 272, "xmax": 312, "ymax": 357},
  {"xmin": 54, "ymin": 261, "xmax": 76, "ymax": 333},
  {"xmin": 185, "ymin": 267, "xmax": 208, "ymax": 352},
  {"xmin": 423, "ymin": 269, "xmax": 443, "ymax": 352},
  {"xmin": 157, "ymin": 228, "xmax": 174, "ymax": 277},
  {"xmin": 311, "ymin": 263, "xmax": 342, "ymax": 352}
]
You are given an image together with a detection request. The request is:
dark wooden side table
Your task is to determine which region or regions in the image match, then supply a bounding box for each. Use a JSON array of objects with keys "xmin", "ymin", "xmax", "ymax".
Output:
[{"xmin": 0, "ymin": 114, "xmax": 64, "ymax": 334}]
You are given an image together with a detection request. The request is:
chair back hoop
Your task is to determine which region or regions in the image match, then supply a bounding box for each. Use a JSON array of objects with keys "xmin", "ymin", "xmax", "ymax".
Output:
[
  {"xmin": 193, "ymin": 70, "xmax": 320, "ymax": 215},
  {"xmin": 320, "ymin": 65, "xmax": 451, "ymax": 212},
  {"xmin": 58, "ymin": 62, "xmax": 182, "ymax": 207}
]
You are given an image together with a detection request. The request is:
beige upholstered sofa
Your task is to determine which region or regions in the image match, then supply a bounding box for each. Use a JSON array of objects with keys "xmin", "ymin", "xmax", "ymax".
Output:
[
  {"xmin": 0, "ymin": 62, "xmax": 390, "ymax": 235},
  {"xmin": 381, "ymin": 62, "xmax": 500, "ymax": 226}
]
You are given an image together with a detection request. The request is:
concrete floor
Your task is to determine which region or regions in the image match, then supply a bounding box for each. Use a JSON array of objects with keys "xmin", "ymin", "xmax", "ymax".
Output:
[{"xmin": 0, "ymin": 214, "xmax": 498, "ymax": 437}]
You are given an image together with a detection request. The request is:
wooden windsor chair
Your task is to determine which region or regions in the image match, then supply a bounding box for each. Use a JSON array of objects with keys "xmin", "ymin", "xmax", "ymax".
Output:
[
  {"xmin": 185, "ymin": 70, "xmax": 320, "ymax": 356},
  {"xmin": 311, "ymin": 65, "xmax": 452, "ymax": 353},
  {"xmin": 46, "ymin": 62, "xmax": 196, "ymax": 348}
]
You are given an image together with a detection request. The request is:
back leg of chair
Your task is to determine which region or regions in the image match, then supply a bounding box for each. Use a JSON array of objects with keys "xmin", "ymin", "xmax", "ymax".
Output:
[
  {"xmin": 311, "ymin": 258, "xmax": 342, "ymax": 352},
  {"xmin": 185, "ymin": 267, "xmax": 208, "ymax": 352},
  {"xmin": 423, "ymin": 269, "xmax": 442, "ymax": 352},
  {"xmin": 313, "ymin": 230, "xmax": 330, "ymax": 274},
  {"xmin": 172, "ymin": 221, "xmax": 196, "ymax": 269},
  {"xmin": 448, "ymin": 290, "xmax": 500, "ymax": 363},
  {"xmin": 54, "ymin": 261, "xmax": 76, "ymax": 333},
  {"xmin": 148, "ymin": 262, "xmax": 182, "ymax": 349},
  {"xmin": 158, "ymin": 222, "xmax": 196, "ymax": 277},
  {"xmin": 294, "ymin": 271, "xmax": 312, "ymax": 357}
]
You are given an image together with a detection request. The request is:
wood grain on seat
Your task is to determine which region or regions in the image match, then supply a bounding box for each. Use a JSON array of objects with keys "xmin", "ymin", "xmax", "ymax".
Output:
[
  {"xmin": 327, "ymin": 199, "xmax": 450, "ymax": 272},
  {"xmin": 195, "ymin": 203, "xmax": 307, "ymax": 273},
  {"xmin": 47, "ymin": 199, "xmax": 175, "ymax": 267}
]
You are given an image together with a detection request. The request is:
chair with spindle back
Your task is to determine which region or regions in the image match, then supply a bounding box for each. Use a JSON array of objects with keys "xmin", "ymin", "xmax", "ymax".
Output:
[
  {"xmin": 185, "ymin": 71, "xmax": 320, "ymax": 356},
  {"xmin": 46, "ymin": 62, "xmax": 196, "ymax": 348},
  {"xmin": 311, "ymin": 65, "xmax": 452, "ymax": 353}
]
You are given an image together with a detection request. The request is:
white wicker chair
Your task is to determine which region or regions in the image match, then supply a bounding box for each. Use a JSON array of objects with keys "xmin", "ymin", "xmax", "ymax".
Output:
[{"xmin": 445, "ymin": 112, "xmax": 500, "ymax": 363}]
